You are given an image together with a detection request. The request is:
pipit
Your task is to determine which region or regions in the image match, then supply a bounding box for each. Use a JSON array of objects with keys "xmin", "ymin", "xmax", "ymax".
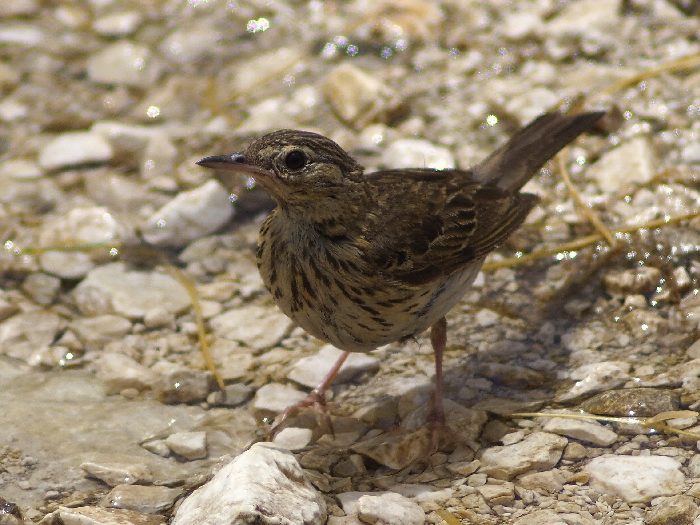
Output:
[{"xmin": 198, "ymin": 111, "xmax": 604, "ymax": 433}]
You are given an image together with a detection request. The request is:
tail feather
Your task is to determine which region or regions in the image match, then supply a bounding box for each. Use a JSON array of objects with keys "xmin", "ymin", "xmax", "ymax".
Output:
[{"xmin": 474, "ymin": 111, "xmax": 605, "ymax": 192}]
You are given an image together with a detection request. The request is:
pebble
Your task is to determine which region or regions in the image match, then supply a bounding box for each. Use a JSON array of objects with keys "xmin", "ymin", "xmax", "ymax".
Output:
[
  {"xmin": 541, "ymin": 412, "xmax": 618, "ymax": 446},
  {"xmin": 516, "ymin": 469, "xmax": 567, "ymax": 493},
  {"xmin": 21, "ymin": 273, "xmax": 60, "ymax": 305},
  {"xmin": 165, "ymin": 432, "xmax": 207, "ymax": 460},
  {"xmin": 352, "ymin": 427, "xmax": 433, "ymax": 470},
  {"xmin": 547, "ymin": 0, "xmax": 620, "ymax": 37},
  {"xmin": 207, "ymin": 380, "xmax": 253, "ymax": 407},
  {"xmin": 101, "ymin": 484, "xmax": 182, "ymax": 514},
  {"xmin": 87, "ymin": 41, "xmax": 161, "ymax": 87},
  {"xmin": 210, "ymin": 305, "xmax": 293, "ymax": 351},
  {"xmin": 0, "ymin": 23, "xmax": 43, "ymax": 47},
  {"xmin": 140, "ymin": 134, "xmax": 177, "ymax": 180},
  {"xmin": 0, "ymin": 0, "xmax": 38, "ymax": 17},
  {"xmin": 681, "ymin": 142, "xmax": 700, "ymax": 164},
  {"xmin": 92, "ymin": 121, "xmax": 167, "ymax": 154},
  {"xmin": 159, "ymin": 23, "xmax": 222, "ymax": 64},
  {"xmin": 287, "ymin": 345, "xmax": 380, "ymax": 389},
  {"xmin": 208, "ymin": 339, "xmax": 254, "ymax": 381},
  {"xmin": 253, "ymin": 383, "xmax": 308, "ymax": 414},
  {"xmin": 603, "ymin": 266, "xmax": 662, "ymax": 295},
  {"xmin": 479, "ymin": 432, "xmax": 568, "ymax": 480},
  {"xmin": 38, "ymin": 506, "xmax": 164, "ymax": 525},
  {"xmin": 38, "ymin": 131, "xmax": 113, "ymax": 171},
  {"xmin": 95, "ymin": 352, "xmax": 157, "ymax": 394},
  {"xmin": 0, "ymin": 310, "xmax": 64, "ymax": 363},
  {"xmin": 585, "ymin": 455, "xmax": 685, "ymax": 503},
  {"xmin": 382, "ymin": 138, "xmax": 455, "ymax": 171},
  {"xmin": 93, "ymin": 11, "xmax": 143, "ymax": 37},
  {"xmin": 645, "ymin": 495, "xmax": 699, "ymax": 525},
  {"xmin": 141, "ymin": 180, "xmax": 233, "ymax": 247},
  {"xmin": 322, "ymin": 63, "xmax": 390, "ymax": 127},
  {"xmin": 580, "ymin": 387, "xmax": 679, "ymax": 417},
  {"xmin": 0, "ymin": 158, "xmax": 43, "ymax": 180},
  {"xmin": 0, "ymin": 296, "xmax": 18, "ymax": 322},
  {"xmin": 152, "ymin": 363, "xmax": 211, "ymax": 404},
  {"xmin": 477, "ymin": 482, "xmax": 515, "ymax": 505},
  {"xmin": 587, "ymin": 136, "xmax": 656, "ymax": 193},
  {"xmin": 38, "ymin": 206, "xmax": 126, "ymax": 279},
  {"xmin": 80, "ymin": 461, "xmax": 153, "ymax": 487},
  {"xmin": 356, "ymin": 492, "xmax": 425, "ymax": 525},
  {"xmin": 71, "ymin": 315, "xmax": 132, "ymax": 350},
  {"xmin": 273, "ymin": 427, "xmax": 314, "ymax": 451},
  {"xmin": 73, "ymin": 262, "xmax": 190, "ymax": 319},
  {"xmin": 556, "ymin": 361, "xmax": 631, "ymax": 402},
  {"xmin": 171, "ymin": 443, "xmax": 326, "ymax": 525},
  {"xmin": 229, "ymin": 47, "xmax": 303, "ymax": 96}
]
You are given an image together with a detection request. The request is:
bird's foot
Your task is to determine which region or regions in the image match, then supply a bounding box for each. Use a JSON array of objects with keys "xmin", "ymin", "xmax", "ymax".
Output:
[{"xmin": 266, "ymin": 388, "xmax": 334, "ymax": 440}]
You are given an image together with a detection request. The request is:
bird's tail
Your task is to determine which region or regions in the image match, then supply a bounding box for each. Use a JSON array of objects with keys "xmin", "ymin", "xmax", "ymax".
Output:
[{"xmin": 473, "ymin": 111, "xmax": 605, "ymax": 192}]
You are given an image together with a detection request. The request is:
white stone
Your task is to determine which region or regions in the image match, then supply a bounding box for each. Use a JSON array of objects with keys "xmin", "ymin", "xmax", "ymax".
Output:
[
  {"xmin": 38, "ymin": 505, "xmax": 165, "ymax": 525},
  {"xmin": 0, "ymin": 310, "xmax": 64, "ymax": 363},
  {"xmin": 81, "ymin": 461, "xmax": 153, "ymax": 487},
  {"xmin": 140, "ymin": 133, "xmax": 177, "ymax": 180},
  {"xmin": 230, "ymin": 47, "xmax": 303, "ymax": 96},
  {"xmin": 73, "ymin": 262, "xmax": 191, "ymax": 319},
  {"xmin": 548, "ymin": 0, "xmax": 620, "ymax": 36},
  {"xmin": 22, "ymin": 272, "xmax": 60, "ymax": 305},
  {"xmin": 87, "ymin": 41, "xmax": 161, "ymax": 87},
  {"xmin": 171, "ymin": 443, "xmax": 326, "ymax": 525},
  {"xmin": 357, "ymin": 492, "xmax": 424, "ymax": 525},
  {"xmin": 253, "ymin": 383, "xmax": 308, "ymax": 414},
  {"xmin": 587, "ymin": 137, "xmax": 656, "ymax": 193},
  {"xmin": 0, "ymin": 0, "xmax": 38, "ymax": 17},
  {"xmin": 160, "ymin": 23, "xmax": 221, "ymax": 64},
  {"xmin": 165, "ymin": 431, "xmax": 207, "ymax": 460},
  {"xmin": 101, "ymin": 484, "xmax": 182, "ymax": 514},
  {"xmin": 556, "ymin": 361, "xmax": 631, "ymax": 402},
  {"xmin": 323, "ymin": 63, "xmax": 390, "ymax": 126},
  {"xmin": 71, "ymin": 315, "xmax": 131, "ymax": 349},
  {"xmin": 273, "ymin": 427, "xmax": 313, "ymax": 451},
  {"xmin": 0, "ymin": 158, "xmax": 42, "ymax": 180},
  {"xmin": 92, "ymin": 121, "xmax": 169, "ymax": 154},
  {"xmin": 479, "ymin": 432, "xmax": 568, "ymax": 480},
  {"xmin": 141, "ymin": 180, "xmax": 233, "ymax": 247},
  {"xmin": 0, "ymin": 98, "xmax": 27, "ymax": 121},
  {"xmin": 39, "ymin": 132, "xmax": 113, "ymax": 170},
  {"xmin": 95, "ymin": 352, "xmax": 158, "ymax": 394},
  {"xmin": 0, "ymin": 23, "xmax": 43, "ymax": 46},
  {"xmin": 541, "ymin": 412, "xmax": 618, "ymax": 446},
  {"xmin": 585, "ymin": 455, "xmax": 685, "ymax": 502},
  {"xmin": 288, "ymin": 345, "xmax": 379, "ymax": 389},
  {"xmin": 682, "ymin": 142, "xmax": 700, "ymax": 164},
  {"xmin": 210, "ymin": 305, "xmax": 293, "ymax": 351},
  {"xmin": 502, "ymin": 11, "xmax": 543, "ymax": 40},
  {"xmin": 93, "ymin": 11, "xmax": 142, "ymax": 37},
  {"xmin": 382, "ymin": 138, "xmax": 455, "ymax": 171}
]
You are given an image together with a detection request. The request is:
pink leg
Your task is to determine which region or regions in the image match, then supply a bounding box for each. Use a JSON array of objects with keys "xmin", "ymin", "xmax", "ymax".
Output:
[
  {"xmin": 269, "ymin": 351, "xmax": 350, "ymax": 437},
  {"xmin": 428, "ymin": 317, "xmax": 447, "ymax": 425}
]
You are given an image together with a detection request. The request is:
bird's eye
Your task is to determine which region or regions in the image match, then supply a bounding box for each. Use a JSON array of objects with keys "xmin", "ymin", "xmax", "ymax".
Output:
[{"xmin": 284, "ymin": 150, "xmax": 307, "ymax": 171}]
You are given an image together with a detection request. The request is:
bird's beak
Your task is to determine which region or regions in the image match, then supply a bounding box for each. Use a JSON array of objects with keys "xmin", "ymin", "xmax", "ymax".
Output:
[{"xmin": 196, "ymin": 153, "xmax": 269, "ymax": 178}]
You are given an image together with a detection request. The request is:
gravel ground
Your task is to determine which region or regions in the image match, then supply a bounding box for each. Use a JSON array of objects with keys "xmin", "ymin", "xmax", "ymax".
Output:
[{"xmin": 1, "ymin": 1, "xmax": 700, "ymax": 524}]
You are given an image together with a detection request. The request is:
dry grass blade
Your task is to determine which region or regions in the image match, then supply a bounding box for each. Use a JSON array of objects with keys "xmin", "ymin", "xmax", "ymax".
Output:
[
  {"xmin": 597, "ymin": 51, "xmax": 700, "ymax": 97},
  {"xmin": 482, "ymin": 209, "xmax": 700, "ymax": 272},
  {"xmin": 164, "ymin": 265, "xmax": 226, "ymax": 391},
  {"xmin": 512, "ymin": 412, "xmax": 700, "ymax": 441},
  {"xmin": 436, "ymin": 509, "xmax": 463, "ymax": 525},
  {"xmin": 557, "ymin": 148, "xmax": 616, "ymax": 247}
]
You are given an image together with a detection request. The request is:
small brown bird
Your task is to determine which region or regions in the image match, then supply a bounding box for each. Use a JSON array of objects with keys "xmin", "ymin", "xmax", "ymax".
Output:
[{"xmin": 198, "ymin": 111, "xmax": 604, "ymax": 431}]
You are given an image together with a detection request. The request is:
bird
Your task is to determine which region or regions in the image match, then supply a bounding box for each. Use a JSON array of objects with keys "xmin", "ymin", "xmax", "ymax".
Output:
[{"xmin": 197, "ymin": 110, "xmax": 604, "ymax": 435}]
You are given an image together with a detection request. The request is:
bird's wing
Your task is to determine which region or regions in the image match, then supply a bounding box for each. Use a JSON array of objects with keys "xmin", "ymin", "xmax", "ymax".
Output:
[{"xmin": 360, "ymin": 169, "xmax": 538, "ymax": 285}]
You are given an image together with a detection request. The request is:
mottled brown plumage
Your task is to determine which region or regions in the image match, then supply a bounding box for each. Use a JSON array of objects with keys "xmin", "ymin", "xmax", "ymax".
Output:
[{"xmin": 198, "ymin": 111, "xmax": 604, "ymax": 431}]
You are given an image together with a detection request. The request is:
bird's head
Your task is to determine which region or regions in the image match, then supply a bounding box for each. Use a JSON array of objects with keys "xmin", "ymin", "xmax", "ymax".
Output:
[{"xmin": 197, "ymin": 130, "xmax": 366, "ymax": 221}]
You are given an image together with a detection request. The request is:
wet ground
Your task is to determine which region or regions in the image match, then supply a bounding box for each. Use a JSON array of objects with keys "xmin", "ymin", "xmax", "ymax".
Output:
[{"xmin": 1, "ymin": 0, "xmax": 700, "ymax": 524}]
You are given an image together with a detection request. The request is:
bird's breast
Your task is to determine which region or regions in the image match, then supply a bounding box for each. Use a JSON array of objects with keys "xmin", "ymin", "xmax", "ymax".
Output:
[{"xmin": 257, "ymin": 214, "xmax": 480, "ymax": 352}]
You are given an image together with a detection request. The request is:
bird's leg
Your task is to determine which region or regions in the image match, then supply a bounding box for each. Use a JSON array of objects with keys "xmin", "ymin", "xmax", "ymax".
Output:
[
  {"xmin": 268, "ymin": 351, "xmax": 350, "ymax": 438},
  {"xmin": 428, "ymin": 317, "xmax": 447, "ymax": 425}
]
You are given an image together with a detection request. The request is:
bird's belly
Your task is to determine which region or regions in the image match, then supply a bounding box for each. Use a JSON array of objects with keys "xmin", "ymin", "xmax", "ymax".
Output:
[{"xmin": 263, "ymin": 246, "xmax": 481, "ymax": 352}]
